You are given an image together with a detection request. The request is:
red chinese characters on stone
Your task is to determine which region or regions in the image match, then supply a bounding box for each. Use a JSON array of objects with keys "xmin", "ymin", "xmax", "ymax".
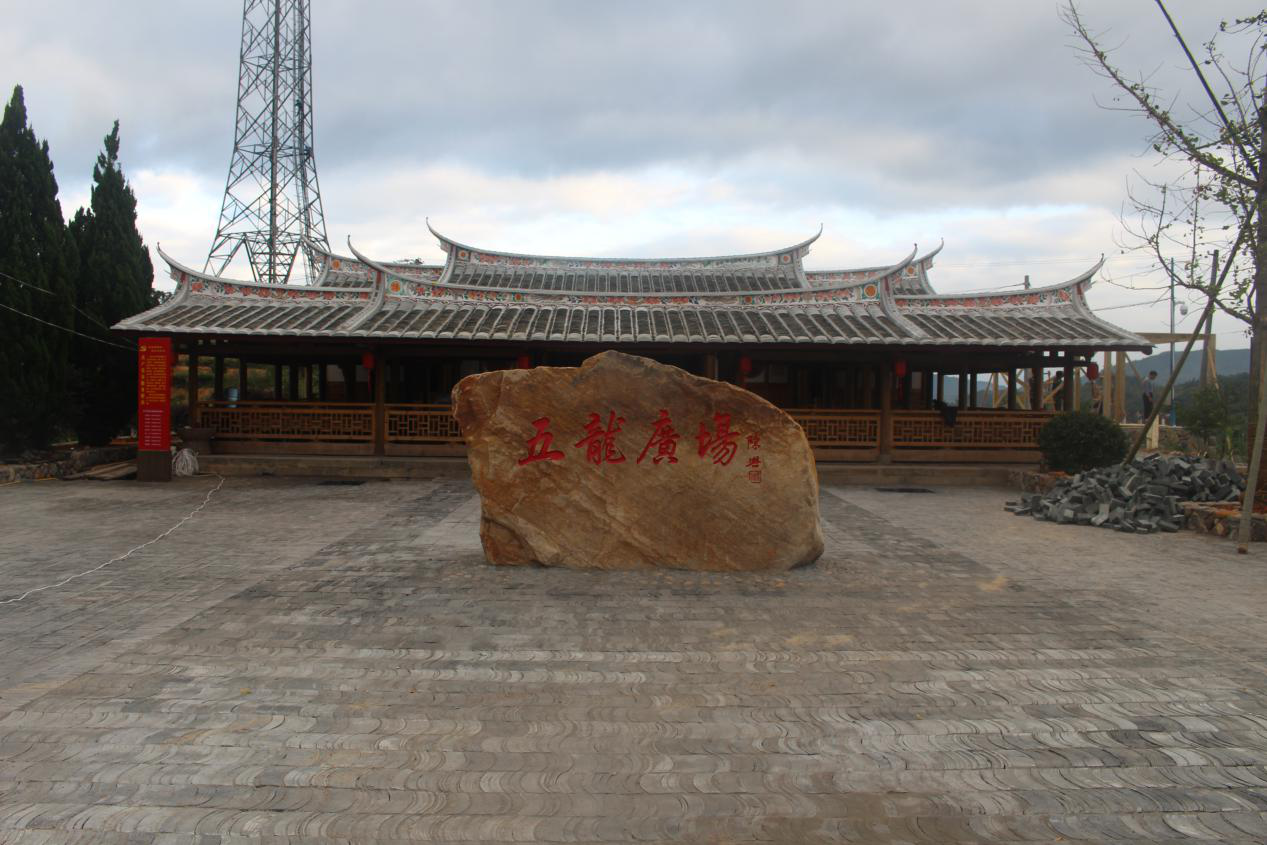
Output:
[
  {"xmin": 518, "ymin": 417, "xmax": 566, "ymax": 465},
  {"xmin": 637, "ymin": 409, "xmax": 680, "ymax": 465},
  {"xmin": 747, "ymin": 433, "xmax": 761, "ymax": 450},
  {"xmin": 576, "ymin": 411, "xmax": 627, "ymax": 464},
  {"xmin": 697, "ymin": 412, "xmax": 740, "ymax": 466}
]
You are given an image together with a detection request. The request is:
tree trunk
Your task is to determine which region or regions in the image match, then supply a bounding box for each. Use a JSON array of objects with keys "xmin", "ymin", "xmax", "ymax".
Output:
[{"xmin": 1252, "ymin": 98, "xmax": 1267, "ymax": 500}]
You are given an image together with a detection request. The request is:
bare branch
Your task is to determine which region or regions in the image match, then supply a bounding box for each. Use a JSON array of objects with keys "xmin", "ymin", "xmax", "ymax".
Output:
[
  {"xmin": 1063, "ymin": 3, "xmax": 1256, "ymax": 189},
  {"xmin": 1153, "ymin": 0, "xmax": 1260, "ymax": 179}
]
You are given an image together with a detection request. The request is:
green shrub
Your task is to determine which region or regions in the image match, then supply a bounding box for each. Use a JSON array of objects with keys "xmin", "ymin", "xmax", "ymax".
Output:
[
  {"xmin": 1037, "ymin": 411, "xmax": 1128, "ymax": 473},
  {"xmin": 1177, "ymin": 384, "xmax": 1231, "ymax": 455}
]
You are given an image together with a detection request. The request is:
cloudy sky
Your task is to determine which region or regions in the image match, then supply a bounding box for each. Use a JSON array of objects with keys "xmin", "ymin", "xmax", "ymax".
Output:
[{"xmin": 1, "ymin": 1, "xmax": 1260, "ymax": 342}]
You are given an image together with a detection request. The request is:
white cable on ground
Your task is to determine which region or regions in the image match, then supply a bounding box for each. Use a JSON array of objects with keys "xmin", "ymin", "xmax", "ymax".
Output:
[{"xmin": 0, "ymin": 474, "xmax": 225, "ymax": 606}]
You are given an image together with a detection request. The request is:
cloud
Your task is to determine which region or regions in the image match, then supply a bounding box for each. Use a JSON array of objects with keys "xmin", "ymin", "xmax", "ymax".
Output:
[{"xmin": 1, "ymin": 0, "xmax": 1255, "ymax": 341}]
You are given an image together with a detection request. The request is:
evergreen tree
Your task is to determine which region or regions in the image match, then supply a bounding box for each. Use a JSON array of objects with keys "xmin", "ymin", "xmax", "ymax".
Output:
[
  {"xmin": 0, "ymin": 85, "xmax": 77, "ymax": 453},
  {"xmin": 69, "ymin": 121, "xmax": 154, "ymax": 445}
]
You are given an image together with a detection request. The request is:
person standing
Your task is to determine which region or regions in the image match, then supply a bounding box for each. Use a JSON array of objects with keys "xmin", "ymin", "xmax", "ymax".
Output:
[{"xmin": 1141, "ymin": 370, "xmax": 1158, "ymax": 420}]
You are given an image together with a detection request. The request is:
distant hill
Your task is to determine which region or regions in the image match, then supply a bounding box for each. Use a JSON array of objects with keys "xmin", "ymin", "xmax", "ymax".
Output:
[{"xmin": 1130, "ymin": 346, "xmax": 1250, "ymax": 381}]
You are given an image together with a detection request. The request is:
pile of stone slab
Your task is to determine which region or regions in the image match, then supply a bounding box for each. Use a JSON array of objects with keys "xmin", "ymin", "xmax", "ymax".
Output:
[{"xmin": 1005, "ymin": 454, "xmax": 1243, "ymax": 533}]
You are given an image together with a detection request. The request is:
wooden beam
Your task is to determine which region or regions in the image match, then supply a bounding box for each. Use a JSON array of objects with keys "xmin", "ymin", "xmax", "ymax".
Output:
[{"xmin": 1138, "ymin": 331, "xmax": 1190, "ymax": 344}]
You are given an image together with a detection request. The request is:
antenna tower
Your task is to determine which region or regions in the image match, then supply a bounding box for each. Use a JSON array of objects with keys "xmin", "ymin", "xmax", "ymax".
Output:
[{"xmin": 207, "ymin": 0, "xmax": 328, "ymax": 284}]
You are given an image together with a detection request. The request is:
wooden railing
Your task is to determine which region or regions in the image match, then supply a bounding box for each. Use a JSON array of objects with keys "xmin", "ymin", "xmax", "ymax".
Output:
[
  {"xmin": 891, "ymin": 410, "xmax": 1053, "ymax": 452},
  {"xmin": 384, "ymin": 404, "xmax": 464, "ymax": 444},
  {"xmin": 785, "ymin": 409, "xmax": 881, "ymax": 448},
  {"xmin": 199, "ymin": 401, "xmax": 374, "ymax": 442},
  {"xmin": 196, "ymin": 402, "xmax": 1050, "ymax": 461}
]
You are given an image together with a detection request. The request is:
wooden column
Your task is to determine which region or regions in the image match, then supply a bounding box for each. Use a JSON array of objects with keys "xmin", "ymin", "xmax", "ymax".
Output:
[
  {"xmin": 937, "ymin": 373, "xmax": 946, "ymax": 404},
  {"xmin": 213, "ymin": 355, "xmax": 224, "ymax": 400},
  {"xmin": 878, "ymin": 362, "xmax": 894, "ymax": 463},
  {"xmin": 273, "ymin": 363, "xmax": 283, "ymax": 399},
  {"xmin": 1101, "ymin": 352, "xmax": 1112, "ymax": 417},
  {"xmin": 1006, "ymin": 369, "xmax": 1018, "ymax": 410},
  {"xmin": 1114, "ymin": 351, "xmax": 1127, "ymax": 421},
  {"xmin": 1062, "ymin": 362, "xmax": 1074, "ymax": 411},
  {"xmin": 288, "ymin": 363, "xmax": 300, "ymax": 401},
  {"xmin": 318, "ymin": 363, "xmax": 328, "ymax": 400},
  {"xmin": 1030, "ymin": 366, "xmax": 1044, "ymax": 411},
  {"xmin": 921, "ymin": 370, "xmax": 932, "ymax": 408},
  {"xmin": 373, "ymin": 352, "xmax": 387, "ymax": 456},
  {"xmin": 703, "ymin": 353, "xmax": 718, "ymax": 380},
  {"xmin": 901, "ymin": 371, "xmax": 913, "ymax": 409},
  {"xmin": 957, "ymin": 372, "xmax": 969, "ymax": 407},
  {"xmin": 238, "ymin": 359, "xmax": 248, "ymax": 400},
  {"xmin": 1202, "ymin": 333, "xmax": 1217, "ymax": 386},
  {"xmin": 187, "ymin": 353, "xmax": 199, "ymax": 426}
]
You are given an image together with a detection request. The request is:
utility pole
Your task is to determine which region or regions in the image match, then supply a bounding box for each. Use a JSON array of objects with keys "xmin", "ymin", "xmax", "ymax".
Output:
[{"xmin": 1170, "ymin": 256, "xmax": 1176, "ymax": 425}]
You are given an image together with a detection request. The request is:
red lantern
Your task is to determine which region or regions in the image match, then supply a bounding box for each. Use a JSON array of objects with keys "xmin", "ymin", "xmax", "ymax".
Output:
[
  {"xmin": 516, "ymin": 353, "xmax": 532, "ymax": 369},
  {"xmin": 894, "ymin": 359, "xmax": 908, "ymax": 378},
  {"xmin": 1087, "ymin": 362, "xmax": 1100, "ymax": 380},
  {"xmin": 738, "ymin": 355, "xmax": 753, "ymax": 376},
  {"xmin": 360, "ymin": 352, "xmax": 375, "ymax": 370}
]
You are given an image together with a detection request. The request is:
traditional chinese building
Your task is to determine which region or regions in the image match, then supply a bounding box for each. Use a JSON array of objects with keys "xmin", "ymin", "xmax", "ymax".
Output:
[{"xmin": 114, "ymin": 226, "xmax": 1150, "ymax": 463}]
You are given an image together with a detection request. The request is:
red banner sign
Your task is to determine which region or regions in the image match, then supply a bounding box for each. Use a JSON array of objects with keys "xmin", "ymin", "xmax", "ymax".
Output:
[{"xmin": 137, "ymin": 336, "xmax": 172, "ymax": 452}]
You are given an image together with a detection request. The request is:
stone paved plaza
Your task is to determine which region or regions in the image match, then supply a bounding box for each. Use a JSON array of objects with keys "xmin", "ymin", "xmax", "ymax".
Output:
[{"xmin": 1, "ymin": 475, "xmax": 1267, "ymax": 843}]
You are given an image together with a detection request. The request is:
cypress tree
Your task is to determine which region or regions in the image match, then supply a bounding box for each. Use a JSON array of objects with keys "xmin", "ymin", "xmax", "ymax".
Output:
[
  {"xmin": 0, "ymin": 85, "xmax": 77, "ymax": 453},
  {"xmin": 69, "ymin": 121, "xmax": 154, "ymax": 445}
]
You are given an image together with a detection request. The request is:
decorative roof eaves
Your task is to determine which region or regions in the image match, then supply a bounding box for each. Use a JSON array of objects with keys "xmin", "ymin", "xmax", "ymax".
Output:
[
  {"xmin": 363, "ymin": 244, "xmax": 914, "ymax": 303},
  {"xmin": 896, "ymin": 257, "xmax": 1107, "ymax": 309},
  {"xmin": 909, "ymin": 239, "xmax": 944, "ymax": 295},
  {"xmin": 875, "ymin": 246, "xmax": 925, "ymax": 338},
  {"xmin": 427, "ymin": 219, "xmax": 823, "ymax": 268},
  {"xmin": 304, "ymin": 237, "xmax": 334, "ymax": 286},
  {"xmin": 343, "ymin": 239, "xmax": 390, "ymax": 330}
]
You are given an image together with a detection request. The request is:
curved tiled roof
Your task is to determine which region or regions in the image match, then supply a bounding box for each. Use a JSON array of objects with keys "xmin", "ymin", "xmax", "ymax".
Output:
[
  {"xmin": 115, "ymin": 244, "xmax": 1151, "ymax": 351},
  {"xmin": 425, "ymin": 223, "xmax": 822, "ymax": 295}
]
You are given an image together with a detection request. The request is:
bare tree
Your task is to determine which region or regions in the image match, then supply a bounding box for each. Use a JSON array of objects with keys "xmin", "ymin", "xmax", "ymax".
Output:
[{"xmin": 1064, "ymin": 2, "xmax": 1267, "ymax": 485}]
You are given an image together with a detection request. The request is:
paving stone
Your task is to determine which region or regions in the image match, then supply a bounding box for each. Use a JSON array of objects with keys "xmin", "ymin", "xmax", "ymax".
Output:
[{"xmin": 0, "ymin": 477, "xmax": 1265, "ymax": 842}]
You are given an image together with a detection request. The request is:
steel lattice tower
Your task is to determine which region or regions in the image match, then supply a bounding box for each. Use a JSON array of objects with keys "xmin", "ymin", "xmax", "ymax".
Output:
[{"xmin": 207, "ymin": 0, "xmax": 328, "ymax": 285}]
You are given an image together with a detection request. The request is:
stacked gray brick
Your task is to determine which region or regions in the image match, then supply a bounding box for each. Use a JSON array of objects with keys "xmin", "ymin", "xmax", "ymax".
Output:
[{"xmin": 1006, "ymin": 454, "xmax": 1243, "ymax": 534}]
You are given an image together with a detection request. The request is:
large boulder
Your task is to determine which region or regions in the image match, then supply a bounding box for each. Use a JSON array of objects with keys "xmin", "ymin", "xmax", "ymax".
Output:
[{"xmin": 452, "ymin": 351, "xmax": 823, "ymax": 571}]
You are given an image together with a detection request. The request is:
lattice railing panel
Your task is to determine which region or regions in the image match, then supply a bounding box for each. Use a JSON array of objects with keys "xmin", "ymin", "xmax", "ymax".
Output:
[
  {"xmin": 201, "ymin": 401, "xmax": 373, "ymax": 441},
  {"xmin": 892, "ymin": 411, "xmax": 1053, "ymax": 450},
  {"xmin": 386, "ymin": 404, "xmax": 464, "ymax": 444},
  {"xmin": 786, "ymin": 410, "xmax": 880, "ymax": 448}
]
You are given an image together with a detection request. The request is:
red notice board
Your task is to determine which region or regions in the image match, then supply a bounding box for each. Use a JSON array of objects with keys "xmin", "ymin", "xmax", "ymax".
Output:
[{"xmin": 138, "ymin": 336, "xmax": 172, "ymax": 452}]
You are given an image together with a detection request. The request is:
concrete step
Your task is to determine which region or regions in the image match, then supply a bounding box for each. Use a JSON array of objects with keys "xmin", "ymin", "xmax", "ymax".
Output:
[
  {"xmin": 200, "ymin": 453, "xmax": 471, "ymax": 480},
  {"xmin": 817, "ymin": 463, "xmax": 1030, "ymax": 488},
  {"xmin": 200, "ymin": 452, "xmax": 1031, "ymax": 487}
]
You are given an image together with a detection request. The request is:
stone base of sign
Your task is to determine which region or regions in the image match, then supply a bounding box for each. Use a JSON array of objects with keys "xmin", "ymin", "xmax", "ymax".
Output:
[
  {"xmin": 136, "ymin": 450, "xmax": 172, "ymax": 482},
  {"xmin": 453, "ymin": 351, "xmax": 824, "ymax": 572}
]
